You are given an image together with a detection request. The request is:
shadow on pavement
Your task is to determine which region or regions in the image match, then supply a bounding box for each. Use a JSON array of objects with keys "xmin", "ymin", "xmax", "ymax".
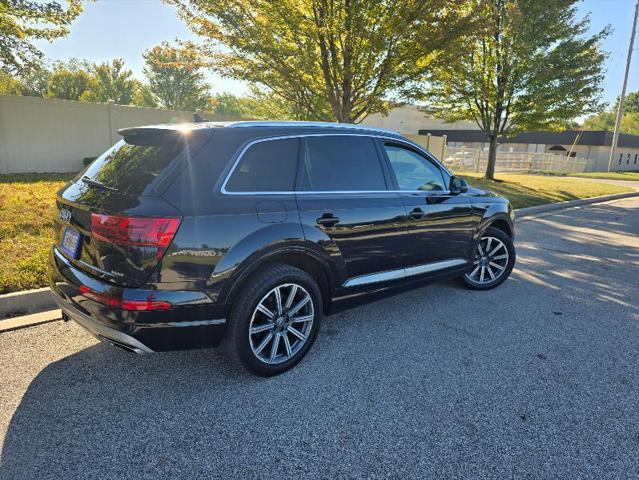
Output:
[{"xmin": 1, "ymin": 199, "xmax": 638, "ymax": 479}]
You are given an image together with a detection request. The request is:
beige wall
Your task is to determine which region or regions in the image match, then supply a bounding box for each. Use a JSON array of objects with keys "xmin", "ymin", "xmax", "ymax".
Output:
[
  {"xmin": 362, "ymin": 105, "xmax": 477, "ymax": 134},
  {"xmin": 404, "ymin": 134, "xmax": 447, "ymax": 160},
  {"xmin": 0, "ymin": 95, "xmax": 236, "ymax": 173}
]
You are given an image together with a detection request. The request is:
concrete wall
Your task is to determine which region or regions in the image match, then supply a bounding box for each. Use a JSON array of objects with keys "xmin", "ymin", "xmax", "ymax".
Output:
[{"xmin": 0, "ymin": 95, "xmax": 235, "ymax": 173}]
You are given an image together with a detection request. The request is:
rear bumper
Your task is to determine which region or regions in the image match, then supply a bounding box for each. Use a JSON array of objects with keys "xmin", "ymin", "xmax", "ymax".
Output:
[
  {"xmin": 53, "ymin": 293, "xmax": 153, "ymax": 354},
  {"xmin": 49, "ymin": 247, "xmax": 229, "ymax": 352}
]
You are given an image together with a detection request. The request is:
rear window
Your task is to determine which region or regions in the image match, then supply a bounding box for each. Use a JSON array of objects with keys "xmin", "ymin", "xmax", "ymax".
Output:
[
  {"xmin": 299, "ymin": 136, "xmax": 387, "ymax": 191},
  {"xmin": 225, "ymin": 138, "xmax": 299, "ymax": 192},
  {"xmin": 81, "ymin": 132, "xmax": 189, "ymax": 196}
]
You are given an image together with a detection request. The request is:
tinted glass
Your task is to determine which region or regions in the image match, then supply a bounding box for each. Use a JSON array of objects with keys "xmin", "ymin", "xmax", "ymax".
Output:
[
  {"xmin": 82, "ymin": 132, "xmax": 190, "ymax": 197},
  {"xmin": 384, "ymin": 144, "xmax": 446, "ymax": 192},
  {"xmin": 300, "ymin": 136, "xmax": 386, "ymax": 191},
  {"xmin": 225, "ymin": 138, "xmax": 299, "ymax": 192}
]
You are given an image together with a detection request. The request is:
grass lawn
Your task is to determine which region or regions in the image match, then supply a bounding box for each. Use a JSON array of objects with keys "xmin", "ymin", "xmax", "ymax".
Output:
[
  {"xmin": 457, "ymin": 172, "xmax": 632, "ymax": 209},
  {"xmin": 0, "ymin": 171, "xmax": 633, "ymax": 294},
  {"xmin": 0, "ymin": 173, "xmax": 75, "ymax": 294},
  {"xmin": 565, "ymin": 171, "xmax": 639, "ymax": 181}
]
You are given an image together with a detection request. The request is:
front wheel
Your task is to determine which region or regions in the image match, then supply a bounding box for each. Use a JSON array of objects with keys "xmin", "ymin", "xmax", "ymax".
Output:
[
  {"xmin": 223, "ymin": 263, "xmax": 322, "ymax": 376},
  {"xmin": 460, "ymin": 226, "xmax": 515, "ymax": 290}
]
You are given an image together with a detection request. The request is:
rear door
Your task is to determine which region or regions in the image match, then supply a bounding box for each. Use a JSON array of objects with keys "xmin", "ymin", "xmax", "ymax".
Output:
[
  {"xmin": 380, "ymin": 140, "xmax": 475, "ymax": 270},
  {"xmin": 295, "ymin": 135, "xmax": 407, "ymax": 285}
]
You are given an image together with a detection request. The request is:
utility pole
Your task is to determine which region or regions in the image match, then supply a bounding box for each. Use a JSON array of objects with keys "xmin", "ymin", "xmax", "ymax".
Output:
[{"xmin": 608, "ymin": 0, "xmax": 639, "ymax": 172}]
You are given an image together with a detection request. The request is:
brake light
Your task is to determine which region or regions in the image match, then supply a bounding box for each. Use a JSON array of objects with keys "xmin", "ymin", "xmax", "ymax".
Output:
[
  {"xmin": 79, "ymin": 285, "xmax": 172, "ymax": 311},
  {"xmin": 91, "ymin": 214, "xmax": 181, "ymax": 248}
]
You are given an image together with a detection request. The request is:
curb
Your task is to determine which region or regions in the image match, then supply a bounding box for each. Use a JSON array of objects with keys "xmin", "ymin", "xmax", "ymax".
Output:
[
  {"xmin": 515, "ymin": 191, "xmax": 639, "ymax": 220},
  {"xmin": 0, "ymin": 288, "xmax": 57, "ymax": 320},
  {"xmin": 1, "ymin": 190, "xmax": 638, "ymax": 324},
  {"xmin": 0, "ymin": 310, "xmax": 61, "ymax": 333}
]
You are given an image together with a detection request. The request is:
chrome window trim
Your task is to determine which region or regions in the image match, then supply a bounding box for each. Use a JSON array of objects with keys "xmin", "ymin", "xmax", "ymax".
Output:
[
  {"xmin": 220, "ymin": 133, "xmax": 452, "ymax": 195},
  {"xmin": 343, "ymin": 258, "xmax": 468, "ymax": 287}
]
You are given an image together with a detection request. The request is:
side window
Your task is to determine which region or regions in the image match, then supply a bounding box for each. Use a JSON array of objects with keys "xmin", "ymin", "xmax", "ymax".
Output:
[
  {"xmin": 225, "ymin": 138, "xmax": 299, "ymax": 192},
  {"xmin": 384, "ymin": 143, "xmax": 446, "ymax": 192},
  {"xmin": 299, "ymin": 136, "xmax": 387, "ymax": 191}
]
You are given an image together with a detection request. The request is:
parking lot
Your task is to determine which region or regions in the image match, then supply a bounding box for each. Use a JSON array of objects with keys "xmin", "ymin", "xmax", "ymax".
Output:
[{"xmin": 1, "ymin": 197, "xmax": 638, "ymax": 479}]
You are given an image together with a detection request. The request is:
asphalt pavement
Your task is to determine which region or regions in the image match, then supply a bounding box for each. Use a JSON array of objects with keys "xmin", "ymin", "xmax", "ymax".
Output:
[{"xmin": 1, "ymin": 197, "xmax": 638, "ymax": 479}]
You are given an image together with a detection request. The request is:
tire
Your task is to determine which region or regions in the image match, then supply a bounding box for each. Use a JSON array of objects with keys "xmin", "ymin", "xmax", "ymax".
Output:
[
  {"xmin": 223, "ymin": 263, "xmax": 322, "ymax": 376},
  {"xmin": 459, "ymin": 226, "xmax": 516, "ymax": 290}
]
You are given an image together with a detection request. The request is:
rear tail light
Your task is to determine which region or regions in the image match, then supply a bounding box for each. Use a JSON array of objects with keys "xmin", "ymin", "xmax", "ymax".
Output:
[
  {"xmin": 91, "ymin": 214, "xmax": 181, "ymax": 248},
  {"xmin": 79, "ymin": 285, "xmax": 172, "ymax": 311}
]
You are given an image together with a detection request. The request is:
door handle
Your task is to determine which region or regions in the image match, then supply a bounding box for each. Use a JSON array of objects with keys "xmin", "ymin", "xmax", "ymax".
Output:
[
  {"xmin": 316, "ymin": 213, "xmax": 340, "ymax": 227},
  {"xmin": 409, "ymin": 208, "xmax": 425, "ymax": 220}
]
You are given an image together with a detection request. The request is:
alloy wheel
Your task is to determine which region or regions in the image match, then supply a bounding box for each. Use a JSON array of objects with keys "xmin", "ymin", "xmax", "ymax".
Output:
[
  {"xmin": 248, "ymin": 283, "xmax": 315, "ymax": 365},
  {"xmin": 465, "ymin": 236, "xmax": 509, "ymax": 285}
]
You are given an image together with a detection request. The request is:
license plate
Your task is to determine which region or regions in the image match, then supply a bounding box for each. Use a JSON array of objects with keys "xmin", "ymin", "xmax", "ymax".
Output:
[{"xmin": 61, "ymin": 227, "xmax": 81, "ymax": 259}]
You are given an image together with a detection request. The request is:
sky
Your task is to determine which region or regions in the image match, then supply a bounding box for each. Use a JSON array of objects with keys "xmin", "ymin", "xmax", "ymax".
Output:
[{"xmin": 34, "ymin": 0, "xmax": 639, "ymax": 107}]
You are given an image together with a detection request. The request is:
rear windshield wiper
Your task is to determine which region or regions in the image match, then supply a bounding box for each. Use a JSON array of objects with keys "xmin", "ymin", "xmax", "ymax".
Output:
[{"xmin": 81, "ymin": 176, "xmax": 118, "ymax": 192}]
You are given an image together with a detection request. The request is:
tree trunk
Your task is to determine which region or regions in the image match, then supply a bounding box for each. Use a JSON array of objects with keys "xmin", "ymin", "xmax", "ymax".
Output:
[{"xmin": 485, "ymin": 134, "xmax": 498, "ymax": 180}]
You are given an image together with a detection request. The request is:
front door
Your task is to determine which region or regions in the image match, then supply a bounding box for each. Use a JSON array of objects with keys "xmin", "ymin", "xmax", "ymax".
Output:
[
  {"xmin": 295, "ymin": 135, "xmax": 407, "ymax": 285},
  {"xmin": 380, "ymin": 141, "xmax": 476, "ymax": 272}
]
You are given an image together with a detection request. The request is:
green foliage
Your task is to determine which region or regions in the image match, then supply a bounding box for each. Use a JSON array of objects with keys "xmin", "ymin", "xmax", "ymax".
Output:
[
  {"xmin": 142, "ymin": 41, "xmax": 211, "ymax": 111},
  {"xmin": 15, "ymin": 62, "xmax": 51, "ymax": 97},
  {"xmin": 422, "ymin": 0, "xmax": 609, "ymax": 179},
  {"xmin": 582, "ymin": 111, "xmax": 615, "ymax": 131},
  {"xmin": 170, "ymin": 0, "xmax": 472, "ymax": 123},
  {"xmin": 612, "ymin": 91, "xmax": 639, "ymax": 114},
  {"xmin": 212, "ymin": 92, "xmax": 248, "ymax": 117},
  {"xmin": 0, "ymin": 0, "xmax": 82, "ymax": 74},
  {"xmin": 0, "ymin": 72, "xmax": 22, "ymax": 94},
  {"xmin": 46, "ymin": 59, "xmax": 92, "ymax": 100},
  {"xmin": 131, "ymin": 81, "xmax": 159, "ymax": 108},
  {"xmin": 582, "ymin": 91, "xmax": 639, "ymax": 135},
  {"xmin": 80, "ymin": 58, "xmax": 138, "ymax": 105}
]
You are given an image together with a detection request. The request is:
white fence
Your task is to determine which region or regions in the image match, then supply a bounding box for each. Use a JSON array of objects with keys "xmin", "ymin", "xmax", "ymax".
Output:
[
  {"xmin": 0, "ymin": 95, "xmax": 239, "ymax": 173},
  {"xmin": 444, "ymin": 146, "xmax": 595, "ymax": 174}
]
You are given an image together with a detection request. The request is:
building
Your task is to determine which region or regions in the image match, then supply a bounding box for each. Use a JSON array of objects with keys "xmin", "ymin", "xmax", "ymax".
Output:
[
  {"xmin": 422, "ymin": 129, "xmax": 639, "ymax": 172},
  {"xmin": 362, "ymin": 105, "xmax": 639, "ymax": 172},
  {"xmin": 362, "ymin": 105, "xmax": 475, "ymax": 133}
]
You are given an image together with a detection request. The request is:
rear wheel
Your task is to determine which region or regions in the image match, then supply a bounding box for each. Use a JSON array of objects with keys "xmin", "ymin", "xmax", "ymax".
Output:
[
  {"xmin": 460, "ymin": 226, "xmax": 515, "ymax": 290},
  {"xmin": 223, "ymin": 264, "xmax": 321, "ymax": 376}
]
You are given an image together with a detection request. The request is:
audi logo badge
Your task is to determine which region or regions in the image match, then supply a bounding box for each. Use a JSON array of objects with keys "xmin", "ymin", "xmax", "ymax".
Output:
[{"xmin": 59, "ymin": 208, "xmax": 72, "ymax": 223}]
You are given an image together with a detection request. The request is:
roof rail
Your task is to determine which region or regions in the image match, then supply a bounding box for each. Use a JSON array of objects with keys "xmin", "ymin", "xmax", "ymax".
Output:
[{"xmin": 226, "ymin": 121, "xmax": 399, "ymax": 135}]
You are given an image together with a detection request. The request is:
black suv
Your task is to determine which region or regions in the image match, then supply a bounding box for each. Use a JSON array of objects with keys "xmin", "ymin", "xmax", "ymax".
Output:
[{"xmin": 50, "ymin": 121, "xmax": 515, "ymax": 376}]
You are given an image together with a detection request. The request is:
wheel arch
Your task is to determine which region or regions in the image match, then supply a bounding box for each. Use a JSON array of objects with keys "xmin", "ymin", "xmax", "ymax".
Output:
[
  {"xmin": 223, "ymin": 248, "xmax": 335, "ymax": 315},
  {"xmin": 488, "ymin": 218, "xmax": 513, "ymax": 239},
  {"xmin": 476, "ymin": 202, "xmax": 515, "ymax": 241}
]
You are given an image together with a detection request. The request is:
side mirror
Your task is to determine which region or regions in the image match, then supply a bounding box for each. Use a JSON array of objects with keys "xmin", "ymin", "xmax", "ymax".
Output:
[{"xmin": 449, "ymin": 176, "xmax": 469, "ymax": 194}]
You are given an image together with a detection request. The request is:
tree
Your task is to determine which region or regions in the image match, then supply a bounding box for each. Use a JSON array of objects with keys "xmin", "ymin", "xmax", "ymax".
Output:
[
  {"xmin": 422, "ymin": 0, "xmax": 609, "ymax": 179},
  {"xmin": 169, "ymin": 0, "xmax": 473, "ymax": 123},
  {"xmin": 131, "ymin": 81, "xmax": 159, "ymax": 108},
  {"xmin": 46, "ymin": 59, "xmax": 91, "ymax": 100},
  {"xmin": 16, "ymin": 63, "xmax": 51, "ymax": 97},
  {"xmin": 81, "ymin": 58, "xmax": 137, "ymax": 104},
  {"xmin": 1, "ymin": 0, "xmax": 82, "ymax": 74},
  {"xmin": 611, "ymin": 91, "xmax": 639, "ymax": 115},
  {"xmin": 212, "ymin": 92, "xmax": 248, "ymax": 117},
  {"xmin": 582, "ymin": 111, "xmax": 639, "ymax": 136},
  {"xmin": 0, "ymin": 72, "xmax": 22, "ymax": 94},
  {"xmin": 582, "ymin": 111, "xmax": 615, "ymax": 131},
  {"xmin": 142, "ymin": 41, "xmax": 212, "ymax": 111}
]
